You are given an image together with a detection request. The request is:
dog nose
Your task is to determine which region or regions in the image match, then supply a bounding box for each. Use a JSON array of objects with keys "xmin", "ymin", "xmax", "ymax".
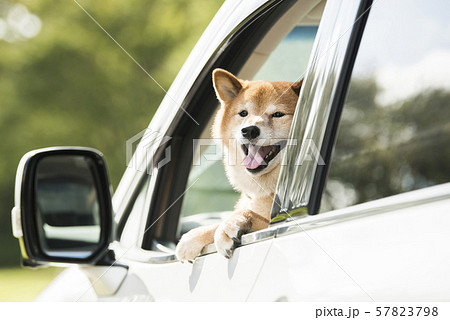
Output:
[{"xmin": 241, "ymin": 126, "xmax": 260, "ymax": 139}]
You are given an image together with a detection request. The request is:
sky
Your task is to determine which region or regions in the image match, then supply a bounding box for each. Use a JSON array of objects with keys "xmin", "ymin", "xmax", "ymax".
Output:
[{"xmin": 352, "ymin": 0, "xmax": 450, "ymax": 105}]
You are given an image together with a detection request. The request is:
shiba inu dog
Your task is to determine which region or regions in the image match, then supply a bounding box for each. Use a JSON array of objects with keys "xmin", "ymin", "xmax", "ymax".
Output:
[{"xmin": 176, "ymin": 68, "xmax": 301, "ymax": 261}]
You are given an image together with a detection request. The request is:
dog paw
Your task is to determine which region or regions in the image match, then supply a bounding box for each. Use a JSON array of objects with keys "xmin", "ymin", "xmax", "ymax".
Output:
[
  {"xmin": 175, "ymin": 229, "xmax": 208, "ymax": 262},
  {"xmin": 214, "ymin": 218, "xmax": 244, "ymax": 259}
]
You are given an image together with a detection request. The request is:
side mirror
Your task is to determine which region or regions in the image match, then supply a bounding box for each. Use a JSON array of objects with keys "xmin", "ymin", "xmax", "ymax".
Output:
[{"xmin": 11, "ymin": 147, "xmax": 114, "ymax": 267}]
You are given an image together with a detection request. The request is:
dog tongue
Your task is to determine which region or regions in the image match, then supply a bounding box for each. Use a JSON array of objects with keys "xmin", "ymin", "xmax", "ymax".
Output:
[{"xmin": 242, "ymin": 145, "xmax": 272, "ymax": 170}]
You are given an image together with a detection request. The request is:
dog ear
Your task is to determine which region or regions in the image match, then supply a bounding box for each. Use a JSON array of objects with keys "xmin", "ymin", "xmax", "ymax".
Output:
[
  {"xmin": 213, "ymin": 69, "xmax": 243, "ymax": 103},
  {"xmin": 291, "ymin": 79, "xmax": 303, "ymax": 96}
]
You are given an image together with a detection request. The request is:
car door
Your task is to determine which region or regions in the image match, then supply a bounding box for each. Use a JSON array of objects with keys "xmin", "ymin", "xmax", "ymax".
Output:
[
  {"xmin": 28, "ymin": 0, "xmax": 327, "ymax": 302},
  {"xmin": 248, "ymin": 0, "xmax": 450, "ymax": 301},
  {"xmin": 107, "ymin": 0, "xmax": 327, "ymax": 302}
]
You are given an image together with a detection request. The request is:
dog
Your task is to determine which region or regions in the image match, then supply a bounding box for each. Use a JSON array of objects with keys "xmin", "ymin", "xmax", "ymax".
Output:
[{"xmin": 175, "ymin": 68, "xmax": 302, "ymax": 261}]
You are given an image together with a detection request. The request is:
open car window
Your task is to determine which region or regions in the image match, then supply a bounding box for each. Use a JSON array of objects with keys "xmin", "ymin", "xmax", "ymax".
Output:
[{"xmin": 177, "ymin": 5, "xmax": 324, "ymax": 239}]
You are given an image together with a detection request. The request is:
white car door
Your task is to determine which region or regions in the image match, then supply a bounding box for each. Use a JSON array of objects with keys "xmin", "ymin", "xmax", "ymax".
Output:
[{"xmin": 249, "ymin": 0, "xmax": 450, "ymax": 301}]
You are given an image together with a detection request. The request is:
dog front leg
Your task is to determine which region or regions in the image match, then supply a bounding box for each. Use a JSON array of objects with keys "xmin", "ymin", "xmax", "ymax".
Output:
[
  {"xmin": 176, "ymin": 223, "xmax": 219, "ymax": 262},
  {"xmin": 214, "ymin": 210, "xmax": 269, "ymax": 259}
]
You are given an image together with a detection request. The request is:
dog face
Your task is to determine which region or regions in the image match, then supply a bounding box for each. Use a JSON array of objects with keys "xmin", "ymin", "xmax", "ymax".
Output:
[{"xmin": 212, "ymin": 68, "xmax": 301, "ymax": 194}]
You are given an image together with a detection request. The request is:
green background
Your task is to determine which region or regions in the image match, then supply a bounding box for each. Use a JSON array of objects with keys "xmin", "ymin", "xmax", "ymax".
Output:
[{"xmin": 0, "ymin": 0, "xmax": 222, "ymax": 300}]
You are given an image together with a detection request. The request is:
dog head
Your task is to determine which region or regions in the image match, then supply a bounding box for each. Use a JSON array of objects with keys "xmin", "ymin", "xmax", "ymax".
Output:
[{"xmin": 212, "ymin": 68, "xmax": 301, "ymax": 193}]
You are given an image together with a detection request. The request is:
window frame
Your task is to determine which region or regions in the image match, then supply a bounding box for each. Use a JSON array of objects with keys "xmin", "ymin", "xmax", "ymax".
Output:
[
  {"xmin": 114, "ymin": 0, "xmax": 297, "ymax": 242},
  {"xmin": 117, "ymin": 0, "xmax": 376, "ymax": 261},
  {"xmin": 139, "ymin": 0, "xmax": 299, "ymax": 250}
]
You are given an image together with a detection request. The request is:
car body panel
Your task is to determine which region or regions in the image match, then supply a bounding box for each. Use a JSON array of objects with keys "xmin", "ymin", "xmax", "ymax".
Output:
[
  {"xmin": 248, "ymin": 183, "xmax": 450, "ymax": 301},
  {"xmin": 122, "ymin": 240, "xmax": 273, "ymax": 301}
]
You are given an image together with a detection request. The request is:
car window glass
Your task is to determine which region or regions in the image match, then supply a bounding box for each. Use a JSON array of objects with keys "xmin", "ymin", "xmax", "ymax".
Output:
[
  {"xmin": 178, "ymin": 24, "xmax": 319, "ymax": 237},
  {"xmin": 320, "ymin": 0, "xmax": 450, "ymax": 211}
]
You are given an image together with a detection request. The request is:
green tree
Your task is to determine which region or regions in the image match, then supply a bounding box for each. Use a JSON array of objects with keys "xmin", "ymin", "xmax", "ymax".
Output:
[
  {"xmin": 0, "ymin": 0, "xmax": 223, "ymax": 266},
  {"xmin": 323, "ymin": 77, "xmax": 450, "ymax": 211}
]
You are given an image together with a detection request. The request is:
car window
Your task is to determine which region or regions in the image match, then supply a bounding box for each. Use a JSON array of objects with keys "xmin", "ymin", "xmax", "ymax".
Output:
[
  {"xmin": 178, "ymin": 24, "xmax": 319, "ymax": 237},
  {"xmin": 178, "ymin": 144, "xmax": 239, "ymax": 235},
  {"xmin": 320, "ymin": 0, "xmax": 450, "ymax": 211}
]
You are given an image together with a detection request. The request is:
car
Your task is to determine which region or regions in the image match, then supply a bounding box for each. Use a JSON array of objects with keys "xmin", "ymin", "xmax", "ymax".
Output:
[{"xmin": 11, "ymin": 0, "xmax": 450, "ymax": 301}]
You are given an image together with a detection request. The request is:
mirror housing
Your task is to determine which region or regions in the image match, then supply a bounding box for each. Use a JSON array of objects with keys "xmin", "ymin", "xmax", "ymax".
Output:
[{"xmin": 12, "ymin": 147, "xmax": 114, "ymax": 267}]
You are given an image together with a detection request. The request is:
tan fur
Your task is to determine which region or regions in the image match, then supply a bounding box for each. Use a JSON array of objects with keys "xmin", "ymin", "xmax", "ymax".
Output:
[{"xmin": 176, "ymin": 68, "xmax": 301, "ymax": 261}]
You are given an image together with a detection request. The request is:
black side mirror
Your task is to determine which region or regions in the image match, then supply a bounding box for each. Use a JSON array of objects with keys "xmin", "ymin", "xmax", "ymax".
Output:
[{"xmin": 12, "ymin": 147, "xmax": 114, "ymax": 267}]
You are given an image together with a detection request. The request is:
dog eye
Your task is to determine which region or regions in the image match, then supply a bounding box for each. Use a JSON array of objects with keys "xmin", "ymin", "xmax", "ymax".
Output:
[
  {"xmin": 272, "ymin": 112, "xmax": 285, "ymax": 118},
  {"xmin": 239, "ymin": 110, "xmax": 248, "ymax": 117}
]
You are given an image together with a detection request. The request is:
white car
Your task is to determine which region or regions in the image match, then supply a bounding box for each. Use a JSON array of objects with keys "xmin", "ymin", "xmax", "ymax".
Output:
[{"xmin": 12, "ymin": 0, "xmax": 450, "ymax": 301}]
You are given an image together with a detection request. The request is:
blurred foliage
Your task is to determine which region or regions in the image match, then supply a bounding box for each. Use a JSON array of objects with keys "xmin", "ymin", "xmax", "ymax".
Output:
[
  {"xmin": 0, "ymin": 267, "xmax": 60, "ymax": 301},
  {"xmin": 0, "ymin": 0, "xmax": 223, "ymax": 266},
  {"xmin": 322, "ymin": 78, "xmax": 450, "ymax": 211}
]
